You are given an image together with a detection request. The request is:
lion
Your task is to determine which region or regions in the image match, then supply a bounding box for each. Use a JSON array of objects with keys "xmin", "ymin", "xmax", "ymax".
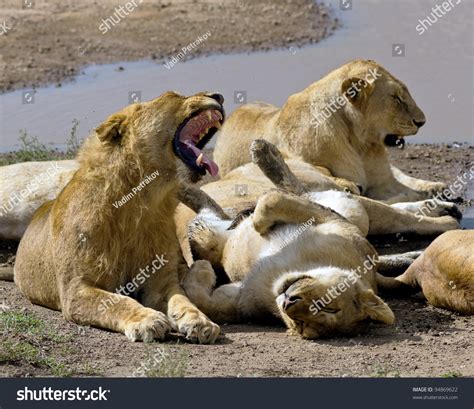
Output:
[
  {"xmin": 0, "ymin": 160, "xmax": 78, "ymax": 240},
  {"xmin": 12, "ymin": 91, "xmax": 225, "ymax": 343},
  {"xmin": 175, "ymin": 140, "xmax": 460, "ymax": 339},
  {"xmin": 213, "ymin": 59, "xmax": 447, "ymax": 203},
  {"xmin": 382, "ymin": 230, "xmax": 474, "ymax": 314}
]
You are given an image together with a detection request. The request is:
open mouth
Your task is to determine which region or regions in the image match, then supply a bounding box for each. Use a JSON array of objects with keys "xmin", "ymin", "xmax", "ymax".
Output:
[
  {"xmin": 384, "ymin": 134, "xmax": 405, "ymax": 149},
  {"xmin": 173, "ymin": 107, "xmax": 224, "ymax": 176}
]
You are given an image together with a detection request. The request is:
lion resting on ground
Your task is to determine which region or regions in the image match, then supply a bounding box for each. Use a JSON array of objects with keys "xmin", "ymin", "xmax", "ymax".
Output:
[
  {"xmin": 13, "ymin": 91, "xmax": 225, "ymax": 343},
  {"xmin": 386, "ymin": 230, "xmax": 474, "ymax": 314},
  {"xmin": 214, "ymin": 59, "xmax": 446, "ymax": 203},
  {"xmin": 176, "ymin": 140, "xmax": 460, "ymax": 338},
  {"xmin": 0, "ymin": 160, "xmax": 78, "ymax": 240}
]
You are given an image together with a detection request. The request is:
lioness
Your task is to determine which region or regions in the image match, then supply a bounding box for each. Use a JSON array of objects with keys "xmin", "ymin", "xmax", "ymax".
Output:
[
  {"xmin": 13, "ymin": 92, "xmax": 224, "ymax": 343},
  {"xmin": 214, "ymin": 59, "xmax": 446, "ymax": 203},
  {"xmin": 176, "ymin": 141, "xmax": 460, "ymax": 338},
  {"xmin": 386, "ymin": 230, "xmax": 474, "ymax": 314}
]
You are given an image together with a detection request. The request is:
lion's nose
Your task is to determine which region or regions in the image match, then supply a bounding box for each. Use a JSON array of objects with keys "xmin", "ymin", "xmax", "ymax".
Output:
[
  {"xmin": 209, "ymin": 93, "xmax": 224, "ymax": 104},
  {"xmin": 283, "ymin": 294, "xmax": 301, "ymax": 310},
  {"xmin": 413, "ymin": 119, "xmax": 426, "ymax": 128}
]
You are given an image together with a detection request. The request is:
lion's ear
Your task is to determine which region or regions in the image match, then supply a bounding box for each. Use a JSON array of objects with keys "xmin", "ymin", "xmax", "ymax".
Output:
[
  {"xmin": 95, "ymin": 113, "xmax": 127, "ymax": 143},
  {"xmin": 341, "ymin": 77, "xmax": 375, "ymax": 109},
  {"xmin": 360, "ymin": 289, "xmax": 395, "ymax": 325}
]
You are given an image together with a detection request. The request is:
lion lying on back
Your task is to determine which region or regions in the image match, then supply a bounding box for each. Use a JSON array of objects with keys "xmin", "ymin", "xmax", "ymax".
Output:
[
  {"xmin": 214, "ymin": 59, "xmax": 447, "ymax": 203},
  {"xmin": 176, "ymin": 140, "xmax": 461, "ymax": 339}
]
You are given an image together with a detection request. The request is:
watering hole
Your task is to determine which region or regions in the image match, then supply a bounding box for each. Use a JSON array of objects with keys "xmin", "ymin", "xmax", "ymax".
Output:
[{"xmin": 0, "ymin": 0, "xmax": 472, "ymax": 151}]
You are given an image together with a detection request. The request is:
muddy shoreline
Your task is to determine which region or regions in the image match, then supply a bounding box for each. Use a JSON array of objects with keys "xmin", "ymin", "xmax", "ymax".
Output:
[{"xmin": 0, "ymin": 0, "xmax": 338, "ymax": 93}]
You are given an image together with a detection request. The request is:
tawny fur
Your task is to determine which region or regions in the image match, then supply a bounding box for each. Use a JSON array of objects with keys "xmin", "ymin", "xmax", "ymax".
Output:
[
  {"xmin": 176, "ymin": 141, "xmax": 460, "ymax": 338},
  {"xmin": 388, "ymin": 230, "xmax": 474, "ymax": 314},
  {"xmin": 213, "ymin": 59, "xmax": 446, "ymax": 203},
  {"xmin": 13, "ymin": 92, "xmax": 222, "ymax": 343}
]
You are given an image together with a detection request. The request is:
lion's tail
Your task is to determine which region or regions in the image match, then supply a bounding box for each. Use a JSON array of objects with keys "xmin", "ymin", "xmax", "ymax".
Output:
[{"xmin": 0, "ymin": 267, "xmax": 14, "ymax": 281}]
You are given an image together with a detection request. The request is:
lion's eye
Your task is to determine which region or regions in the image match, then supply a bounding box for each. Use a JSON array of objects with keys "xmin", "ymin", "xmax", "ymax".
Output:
[
  {"xmin": 288, "ymin": 295, "xmax": 302, "ymax": 303},
  {"xmin": 393, "ymin": 95, "xmax": 403, "ymax": 104}
]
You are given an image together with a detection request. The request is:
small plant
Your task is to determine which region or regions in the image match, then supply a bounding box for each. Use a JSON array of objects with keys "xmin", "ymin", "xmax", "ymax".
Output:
[
  {"xmin": 0, "ymin": 341, "xmax": 74, "ymax": 376},
  {"xmin": 0, "ymin": 311, "xmax": 45, "ymax": 335},
  {"xmin": 66, "ymin": 118, "xmax": 83, "ymax": 157},
  {"xmin": 371, "ymin": 363, "xmax": 401, "ymax": 378},
  {"xmin": 0, "ymin": 311, "xmax": 75, "ymax": 376},
  {"xmin": 0, "ymin": 119, "xmax": 83, "ymax": 166},
  {"xmin": 441, "ymin": 371, "xmax": 463, "ymax": 378},
  {"xmin": 133, "ymin": 346, "xmax": 187, "ymax": 377}
]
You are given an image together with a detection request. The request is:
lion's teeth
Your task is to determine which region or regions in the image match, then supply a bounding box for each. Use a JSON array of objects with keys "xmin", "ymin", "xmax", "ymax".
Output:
[
  {"xmin": 206, "ymin": 111, "xmax": 212, "ymax": 121},
  {"xmin": 196, "ymin": 153, "xmax": 204, "ymax": 166},
  {"xmin": 215, "ymin": 121, "xmax": 222, "ymax": 129}
]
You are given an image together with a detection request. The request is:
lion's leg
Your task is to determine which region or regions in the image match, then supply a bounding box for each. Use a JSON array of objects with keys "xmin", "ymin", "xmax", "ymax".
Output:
[
  {"xmin": 375, "ymin": 272, "xmax": 420, "ymax": 295},
  {"xmin": 187, "ymin": 209, "xmax": 232, "ymax": 266},
  {"xmin": 390, "ymin": 166, "xmax": 450, "ymax": 199},
  {"xmin": 60, "ymin": 283, "xmax": 171, "ymax": 343},
  {"xmin": 178, "ymin": 184, "xmax": 229, "ymax": 220},
  {"xmin": 140, "ymin": 260, "xmax": 220, "ymax": 344},
  {"xmin": 390, "ymin": 200, "xmax": 462, "ymax": 220},
  {"xmin": 182, "ymin": 260, "xmax": 242, "ymax": 324},
  {"xmin": 250, "ymin": 139, "xmax": 307, "ymax": 195},
  {"xmin": 377, "ymin": 251, "xmax": 423, "ymax": 276},
  {"xmin": 252, "ymin": 191, "xmax": 344, "ymax": 235},
  {"xmin": 356, "ymin": 196, "xmax": 460, "ymax": 235}
]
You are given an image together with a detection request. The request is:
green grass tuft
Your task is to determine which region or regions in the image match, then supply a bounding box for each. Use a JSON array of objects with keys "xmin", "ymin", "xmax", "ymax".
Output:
[
  {"xmin": 134, "ymin": 346, "xmax": 187, "ymax": 377},
  {"xmin": 441, "ymin": 371, "xmax": 463, "ymax": 378},
  {"xmin": 0, "ymin": 311, "xmax": 76, "ymax": 376},
  {"xmin": 0, "ymin": 119, "xmax": 83, "ymax": 166}
]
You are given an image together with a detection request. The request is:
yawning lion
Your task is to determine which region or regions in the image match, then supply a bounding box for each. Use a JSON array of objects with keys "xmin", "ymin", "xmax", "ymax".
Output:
[{"xmin": 13, "ymin": 91, "xmax": 225, "ymax": 343}]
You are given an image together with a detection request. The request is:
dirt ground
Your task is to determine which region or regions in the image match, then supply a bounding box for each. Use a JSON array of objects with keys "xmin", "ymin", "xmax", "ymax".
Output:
[
  {"xmin": 0, "ymin": 0, "xmax": 338, "ymax": 93},
  {"xmin": 0, "ymin": 143, "xmax": 472, "ymax": 378}
]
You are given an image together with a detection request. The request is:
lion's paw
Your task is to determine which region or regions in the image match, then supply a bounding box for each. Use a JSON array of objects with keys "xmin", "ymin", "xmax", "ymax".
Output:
[
  {"xmin": 437, "ymin": 215, "xmax": 461, "ymax": 232},
  {"xmin": 124, "ymin": 309, "xmax": 171, "ymax": 343},
  {"xmin": 417, "ymin": 181, "xmax": 450, "ymax": 200},
  {"xmin": 186, "ymin": 260, "xmax": 216, "ymax": 291},
  {"xmin": 431, "ymin": 201, "xmax": 463, "ymax": 220},
  {"xmin": 176, "ymin": 309, "xmax": 220, "ymax": 344}
]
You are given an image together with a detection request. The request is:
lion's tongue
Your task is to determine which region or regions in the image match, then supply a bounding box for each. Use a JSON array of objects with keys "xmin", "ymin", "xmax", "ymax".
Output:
[{"xmin": 186, "ymin": 143, "xmax": 219, "ymax": 176}]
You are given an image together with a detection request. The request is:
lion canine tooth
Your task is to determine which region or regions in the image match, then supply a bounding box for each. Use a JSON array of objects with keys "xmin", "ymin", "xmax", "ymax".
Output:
[
  {"xmin": 215, "ymin": 121, "xmax": 222, "ymax": 129},
  {"xmin": 206, "ymin": 111, "xmax": 212, "ymax": 121},
  {"xmin": 196, "ymin": 152, "xmax": 204, "ymax": 166}
]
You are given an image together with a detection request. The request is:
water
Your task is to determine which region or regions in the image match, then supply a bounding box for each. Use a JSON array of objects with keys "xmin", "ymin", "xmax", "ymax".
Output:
[
  {"xmin": 461, "ymin": 176, "xmax": 474, "ymax": 229},
  {"xmin": 0, "ymin": 0, "xmax": 472, "ymax": 151}
]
